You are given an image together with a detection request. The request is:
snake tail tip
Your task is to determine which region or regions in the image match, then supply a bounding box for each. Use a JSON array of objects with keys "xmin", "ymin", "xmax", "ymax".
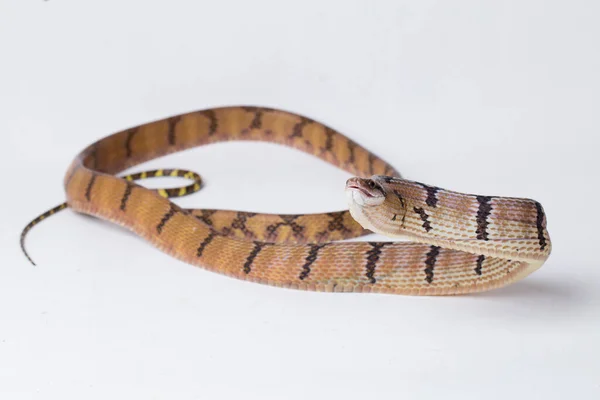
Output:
[{"xmin": 21, "ymin": 242, "xmax": 37, "ymax": 266}]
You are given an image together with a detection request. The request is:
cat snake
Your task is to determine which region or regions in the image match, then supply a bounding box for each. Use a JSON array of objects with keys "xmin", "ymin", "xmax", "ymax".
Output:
[{"xmin": 21, "ymin": 106, "xmax": 551, "ymax": 295}]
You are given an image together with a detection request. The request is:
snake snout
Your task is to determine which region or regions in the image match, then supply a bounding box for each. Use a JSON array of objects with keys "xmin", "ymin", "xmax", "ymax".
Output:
[{"xmin": 345, "ymin": 177, "xmax": 385, "ymax": 207}]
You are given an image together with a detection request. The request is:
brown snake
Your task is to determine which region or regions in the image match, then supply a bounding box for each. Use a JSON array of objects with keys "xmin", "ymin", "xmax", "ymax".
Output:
[{"xmin": 21, "ymin": 106, "xmax": 551, "ymax": 295}]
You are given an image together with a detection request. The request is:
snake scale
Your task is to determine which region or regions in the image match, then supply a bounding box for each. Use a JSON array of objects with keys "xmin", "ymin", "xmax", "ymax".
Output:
[{"xmin": 21, "ymin": 106, "xmax": 551, "ymax": 295}]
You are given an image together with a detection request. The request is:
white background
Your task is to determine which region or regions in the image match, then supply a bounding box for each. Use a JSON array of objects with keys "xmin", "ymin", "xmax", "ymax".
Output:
[{"xmin": 1, "ymin": 1, "xmax": 599, "ymax": 399}]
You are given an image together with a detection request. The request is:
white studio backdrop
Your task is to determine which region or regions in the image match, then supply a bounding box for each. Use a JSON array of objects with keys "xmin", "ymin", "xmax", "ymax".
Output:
[{"xmin": 0, "ymin": 1, "xmax": 599, "ymax": 399}]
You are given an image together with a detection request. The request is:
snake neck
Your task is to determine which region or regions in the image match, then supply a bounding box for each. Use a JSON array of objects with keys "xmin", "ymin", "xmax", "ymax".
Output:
[{"xmin": 347, "ymin": 176, "xmax": 551, "ymax": 264}]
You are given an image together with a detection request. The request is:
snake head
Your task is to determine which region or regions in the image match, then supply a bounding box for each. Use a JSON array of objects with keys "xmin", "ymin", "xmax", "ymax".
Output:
[
  {"xmin": 346, "ymin": 176, "xmax": 404, "ymax": 234},
  {"xmin": 345, "ymin": 177, "xmax": 387, "ymax": 207}
]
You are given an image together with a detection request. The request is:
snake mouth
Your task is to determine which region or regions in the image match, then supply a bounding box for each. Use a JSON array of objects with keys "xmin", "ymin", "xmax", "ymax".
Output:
[
  {"xmin": 346, "ymin": 184, "xmax": 375, "ymax": 198},
  {"xmin": 345, "ymin": 177, "xmax": 385, "ymax": 207}
]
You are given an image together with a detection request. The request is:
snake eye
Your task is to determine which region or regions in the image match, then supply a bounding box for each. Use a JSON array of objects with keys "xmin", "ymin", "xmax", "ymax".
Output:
[{"xmin": 368, "ymin": 180, "xmax": 376, "ymax": 189}]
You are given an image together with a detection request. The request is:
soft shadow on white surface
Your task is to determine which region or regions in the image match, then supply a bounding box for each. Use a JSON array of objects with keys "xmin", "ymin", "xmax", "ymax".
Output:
[
  {"xmin": 475, "ymin": 278, "xmax": 586, "ymax": 301},
  {"xmin": 472, "ymin": 277, "xmax": 594, "ymax": 316}
]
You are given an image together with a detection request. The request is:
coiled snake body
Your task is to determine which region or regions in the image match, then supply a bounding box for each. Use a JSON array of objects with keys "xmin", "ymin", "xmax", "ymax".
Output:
[{"xmin": 21, "ymin": 106, "xmax": 551, "ymax": 295}]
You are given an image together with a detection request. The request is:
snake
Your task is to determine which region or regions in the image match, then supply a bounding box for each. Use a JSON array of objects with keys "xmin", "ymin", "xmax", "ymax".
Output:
[{"xmin": 21, "ymin": 106, "xmax": 551, "ymax": 295}]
